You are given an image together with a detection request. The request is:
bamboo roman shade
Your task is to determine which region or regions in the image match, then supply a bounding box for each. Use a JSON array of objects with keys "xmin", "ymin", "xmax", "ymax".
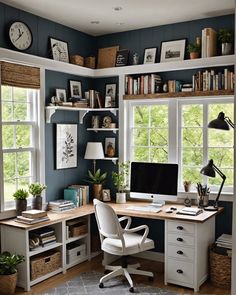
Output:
[{"xmin": 1, "ymin": 61, "xmax": 40, "ymax": 89}]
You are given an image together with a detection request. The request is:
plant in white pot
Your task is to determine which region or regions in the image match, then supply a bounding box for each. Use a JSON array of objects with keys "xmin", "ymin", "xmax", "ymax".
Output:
[
  {"xmin": 112, "ymin": 162, "xmax": 129, "ymax": 204},
  {"xmin": 29, "ymin": 182, "xmax": 47, "ymax": 210},
  {"xmin": 0, "ymin": 251, "xmax": 24, "ymax": 295},
  {"xmin": 218, "ymin": 28, "xmax": 234, "ymax": 55}
]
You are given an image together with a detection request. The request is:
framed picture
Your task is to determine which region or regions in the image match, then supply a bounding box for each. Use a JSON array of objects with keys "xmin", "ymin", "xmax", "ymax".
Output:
[
  {"xmin": 56, "ymin": 89, "xmax": 67, "ymax": 102},
  {"xmin": 105, "ymin": 137, "xmax": 115, "ymax": 157},
  {"xmin": 102, "ymin": 189, "xmax": 111, "ymax": 202},
  {"xmin": 115, "ymin": 49, "xmax": 129, "ymax": 67},
  {"xmin": 70, "ymin": 80, "xmax": 82, "ymax": 99},
  {"xmin": 105, "ymin": 83, "xmax": 116, "ymax": 100},
  {"xmin": 160, "ymin": 39, "xmax": 186, "ymax": 62},
  {"xmin": 50, "ymin": 37, "xmax": 69, "ymax": 63},
  {"xmin": 143, "ymin": 47, "xmax": 157, "ymax": 64},
  {"xmin": 56, "ymin": 124, "xmax": 77, "ymax": 169},
  {"xmin": 105, "ymin": 96, "xmax": 113, "ymax": 108}
]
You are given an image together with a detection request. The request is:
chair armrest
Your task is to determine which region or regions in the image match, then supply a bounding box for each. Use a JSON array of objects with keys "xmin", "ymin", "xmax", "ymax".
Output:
[
  {"xmin": 124, "ymin": 224, "xmax": 149, "ymax": 248},
  {"xmin": 118, "ymin": 216, "xmax": 132, "ymax": 229}
]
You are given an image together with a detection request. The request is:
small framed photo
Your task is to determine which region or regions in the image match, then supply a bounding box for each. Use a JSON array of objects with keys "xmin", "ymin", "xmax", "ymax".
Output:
[
  {"xmin": 105, "ymin": 96, "xmax": 112, "ymax": 108},
  {"xmin": 102, "ymin": 189, "xmax": 111, "ymax": 202},
  {"xmin": 143, "ymin": 47, "xmax": 157, "ymax": 64},
  {"xmin": 105, "ymin": 137, "xmax": 115, "ymax": 156},
  {"xmin": 50, "ymin": 37, "xmax": 69, "ymax": 63},
  {"xmin": 105, "ymin": 83, "xmax": 116, "ymax": 100},
  {"xmin": 115, "ymin": 49, "xmax": 129, "ymax": 67},
  {"xmin": 56, "ymin": 89, "xmax": 67, "ymax": 102},
  {"xmin": 160, "ymin": 39, "xmax": 186, "ymax": 62},
  {"xmin": 70, "ymin": 80, "xmax": 82, "ymax": 99}
]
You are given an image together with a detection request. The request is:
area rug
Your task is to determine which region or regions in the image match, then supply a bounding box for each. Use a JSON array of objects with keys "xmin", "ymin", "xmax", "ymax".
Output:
[{"xmin": 38, "ymin": 271, "xmax": 179, "ymax": 294}]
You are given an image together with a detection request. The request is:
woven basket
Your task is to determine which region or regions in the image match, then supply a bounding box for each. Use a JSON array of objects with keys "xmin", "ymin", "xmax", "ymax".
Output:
[
  {"xmin": 0, "ymin": 272, "xmax": 17, "ymax": 294},
  {"xmin": 209, "ymin": 246, "xmax": 231, "ymax": 288}
]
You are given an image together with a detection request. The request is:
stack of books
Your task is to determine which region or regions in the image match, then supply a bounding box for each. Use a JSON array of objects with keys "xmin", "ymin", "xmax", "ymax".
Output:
[
  {"xmin": 215, "ymin": 234, "xmax": 232, "ymax": 256},
  {"xmin": 48, "ymin": 199, "xmax": 75, "ymax": 212},
  {"xmin": 201, "ymin": 27, "xmax": 217, "ymax": 58},
  {"xmin": 29, "ymin": 226, "xmax": 56, "ymax": 250},
  {"xmin": 67, "ymin": 184, "xmax": 89, "ymax": 207},
  {"xmin": 16, "ymin": 209, "xmax": 49, "ymax": 224},
  {"xmin": 181, "ymin": 83, "xmax": 193, "ymax": 92}
]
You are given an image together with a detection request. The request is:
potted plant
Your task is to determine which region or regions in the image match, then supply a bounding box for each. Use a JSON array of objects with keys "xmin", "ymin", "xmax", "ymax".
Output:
[
  {"xmin": 86, "ymin": 169, "xmax": 107, "ymax": 200},
  {"xmin": 112, "ymin": 162, "xmax": 129, "ymax": 204},
  {"xmin": 29, "ymin": 182, "xmax": 47, "ymax": 210},
  {"xmin": 218, "ymin": 28, "xmax": 234, "ymax": 55},
  {"xmin": 13, "ymin": 189, "xmax": 29, "ymax": 216},
  {"xmin": 0, "ymin": 251, "xmax": 24, "ymax": 295},
  {"xmin": 187, "ymin": 42, "xmax": 201, "ymax": 59}
]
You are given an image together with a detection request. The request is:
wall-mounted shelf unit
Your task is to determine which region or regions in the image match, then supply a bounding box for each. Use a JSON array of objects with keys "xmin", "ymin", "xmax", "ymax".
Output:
[
  {"xmin": 87, "ymin": 128, "xmax": 119, "ymax": 134},
  {"xmin": 103, "ymin": 157, "xmax": 119, "ymax": 164},
  {"xmin": 45, "ymin": 106, "xmax": 119, "ymax": 123}
]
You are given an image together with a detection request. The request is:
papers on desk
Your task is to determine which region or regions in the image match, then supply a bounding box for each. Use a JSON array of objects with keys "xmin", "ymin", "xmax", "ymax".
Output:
[
  {"xmin": 177, "ymin": 207, "xmax": 203, "ymax": 216},
  {"xmin": 126, "ymin": 205, "xmax": 162, "ymax": 213}
]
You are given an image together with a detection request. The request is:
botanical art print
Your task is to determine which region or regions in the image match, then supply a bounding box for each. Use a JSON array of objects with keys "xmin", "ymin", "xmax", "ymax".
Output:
[{"xmin": 56, "ymin": 124, "xmax": 77, "ymax": 169}]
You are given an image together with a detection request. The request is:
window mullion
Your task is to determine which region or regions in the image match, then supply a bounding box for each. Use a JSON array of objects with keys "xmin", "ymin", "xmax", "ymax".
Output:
[{"xmin": 203, "ymin": 103, "xmax": 208, "ymax": 184}]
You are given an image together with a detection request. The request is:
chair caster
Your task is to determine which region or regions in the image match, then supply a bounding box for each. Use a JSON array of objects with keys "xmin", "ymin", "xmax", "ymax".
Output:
[
  {"xmin": 129, "ymin": 287, "xmax": 134, "ymax": 293},
  {"xmin": 149, "ymin": 276, "xmax": 154, "ymax": 282},
  {"xmin": 99, "ymin": 283, "xmax": 104, "ymax": 288}
]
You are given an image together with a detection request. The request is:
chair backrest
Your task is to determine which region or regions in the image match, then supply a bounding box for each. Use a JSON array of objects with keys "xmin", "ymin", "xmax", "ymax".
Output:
[{"xmin": 93, "ymin": 199, "xmax": 123, "ymax": 240}]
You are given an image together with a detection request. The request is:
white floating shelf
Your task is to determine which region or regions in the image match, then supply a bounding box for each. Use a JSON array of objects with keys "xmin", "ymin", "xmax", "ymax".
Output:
[
  {"xmin": 65, "ymin": 233, "xmax": 88, "ymax": 244},
  {"xmin": 29, "ymin": 242, "xmax": 62, "ymax": 257},
  {"xmin": 103, "ymin": 157, "xmax": 119, "ymax": 164},
  {"xmin": 87, "ymin": 128, "xmax": 119, "ymax": 134}
]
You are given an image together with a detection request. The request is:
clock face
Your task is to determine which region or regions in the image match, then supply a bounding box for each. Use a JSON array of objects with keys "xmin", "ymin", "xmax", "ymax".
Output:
[{"xmin": 9, "ymin": 21, "xmax": 32, "ymax": 51}]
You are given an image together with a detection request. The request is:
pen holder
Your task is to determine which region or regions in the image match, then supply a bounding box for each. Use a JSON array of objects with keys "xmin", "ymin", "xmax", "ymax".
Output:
[{"xmin": 197, "ymin": 194, "xmax": 209, "ymax": 208}]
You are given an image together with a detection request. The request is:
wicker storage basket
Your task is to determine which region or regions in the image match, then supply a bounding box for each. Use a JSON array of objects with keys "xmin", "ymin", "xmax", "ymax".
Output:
[
  {"xmin": 85, "ymin": 56, "xmax": 96, "ymax": 69},
  {"xmin": 30, "ymin": 250, "xmax": 61, "ymax": 280},
  {"xmin": 71, "ymin": 223, "xmax": 88, "ymax": 237},
  {"xmin": 70, "ymin": 55, "xmax": 84, "ymax": 66},
  {"xmin": 209, "ymin": 245, "xmax": 231, "ymax": 288}
]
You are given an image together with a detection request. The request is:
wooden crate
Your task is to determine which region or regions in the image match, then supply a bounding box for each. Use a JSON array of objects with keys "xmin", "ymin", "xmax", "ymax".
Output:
[
  {"xmin": 30, "ymin": 250, "xmax": 61, "ymax": 281},
  {"xmin": 70, "ymin": 55, "xmax": 84, "ymax": 66},
  {"xmin": 84, "ymin": 56, "xmax": 96, "ymax": 69}
]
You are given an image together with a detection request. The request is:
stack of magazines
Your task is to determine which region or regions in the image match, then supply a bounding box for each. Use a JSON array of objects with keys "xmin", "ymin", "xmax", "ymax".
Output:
[
  {"xmin": 215, "ymin": 234, "xmax": 232, "ymax": 256},
  {"xmin": 48, "ymin": 199, "xmax": 75, "ymax": 212},
  {"xmin": 16, "ymin": 209, "xmax": 49, "ymax": 224}
]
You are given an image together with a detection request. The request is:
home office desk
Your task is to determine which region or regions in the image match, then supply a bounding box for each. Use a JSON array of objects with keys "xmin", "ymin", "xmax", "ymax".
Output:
[{"xmin": 0, "ymin": 202, "xmax": 222, "ymax": 292}]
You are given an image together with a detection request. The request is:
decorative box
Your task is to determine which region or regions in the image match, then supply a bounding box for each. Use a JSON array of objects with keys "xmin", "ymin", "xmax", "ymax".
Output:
[
  {"xmin": 66, "ymin": 243, "xmax": 86, "ymax": 264},
  {"xmin": 70, "ymin": 55, "xmax": 84, "ymax": 66},
  {"xmin": 85, "ymin": 56, "xmax": 96, "ymax": 69}
]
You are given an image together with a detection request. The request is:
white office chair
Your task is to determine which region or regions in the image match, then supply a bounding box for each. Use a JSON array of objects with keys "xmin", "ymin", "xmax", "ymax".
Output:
[{"xmin": 93, "ymin": 199, "xmax": 155, "ymax": 292}]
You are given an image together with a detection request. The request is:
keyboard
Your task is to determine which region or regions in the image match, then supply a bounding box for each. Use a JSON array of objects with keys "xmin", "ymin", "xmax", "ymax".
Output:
[{"xmin": 126, "ymin": 205, "xmax": 162, "ymax": 213}]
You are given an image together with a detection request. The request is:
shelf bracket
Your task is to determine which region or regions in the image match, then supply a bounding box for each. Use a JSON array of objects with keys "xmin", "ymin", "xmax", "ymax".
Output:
[
  {"xmin": 111, "ymin": 110, "xmax": 118, "ymax": 116},
  {"xmin": 45, "ymin": 108, "xmax": 56, "ymax": 123},
  {"xmin": 79, "ymin": 110, "xmax": 89, "ymax": 124},
  {"xmin": 112, "ymin": 159, "xmax": 118, "ymax": 164}
]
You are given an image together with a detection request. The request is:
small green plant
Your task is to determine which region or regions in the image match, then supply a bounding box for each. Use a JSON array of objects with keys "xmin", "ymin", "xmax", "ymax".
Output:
[
  {"xmin": 12, "ymin": 189, "xmax": 29, "ymax": 200},
  {"xmin": 86, "ymin": 169, "xmax": 107, "ymax": 184},
  {"xmin": 112, "ymin": 162, "xmax": 130, "ymax": 193},
  {"xmin": 28, "ymin": 183, "xmax": 47, "ymax": 196},
  {"xmin": 0, "ymin": 252, "xmax": 24, "ymax": 275},
  {"xmin": 218, "ymin": 29, "xmax": 234, "ymax": 43},
  {"xmin": 187, "ymin": 42, "xmax": 201, "ymax": 53}
]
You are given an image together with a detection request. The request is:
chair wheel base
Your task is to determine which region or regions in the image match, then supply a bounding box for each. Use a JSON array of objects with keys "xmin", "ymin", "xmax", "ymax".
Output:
[
  {"xmin": 149, "ymin": 276, "xmax": 154, "ymax": 282},
  {"xmin": 104, "ymin": 269, "xmax": 110, "ymax": 274},
  {"xmin": 99, "ymin": 283, "xmax": 104, "ymax": 288},
  {"xmin": 129, "ymin": 287, "xmax": 134, "ymax": 293}
]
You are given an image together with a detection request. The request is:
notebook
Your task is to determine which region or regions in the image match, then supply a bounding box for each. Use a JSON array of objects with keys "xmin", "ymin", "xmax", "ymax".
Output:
[{"xmin": 177, "ymin": 207, "xmax": 203, "ymax": 216}]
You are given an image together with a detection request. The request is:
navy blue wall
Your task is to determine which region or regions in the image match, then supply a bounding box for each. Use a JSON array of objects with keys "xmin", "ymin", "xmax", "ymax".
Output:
[{"xmin": 0, "ymin": 3, "xmax": 234, "ymax": 252}]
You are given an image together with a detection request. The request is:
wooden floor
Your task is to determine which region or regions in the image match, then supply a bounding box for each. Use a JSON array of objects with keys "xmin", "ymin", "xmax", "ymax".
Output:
[{"xmin": 15, "ymin": 255, "xmax": 231, "ymax": 295}]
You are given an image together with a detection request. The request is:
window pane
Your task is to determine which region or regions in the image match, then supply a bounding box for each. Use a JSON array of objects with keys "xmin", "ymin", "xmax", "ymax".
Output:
[
  {"xmin": 182, "ymin": 148, "xmax": 203, "ymax": 166},
  {"xmin": 2, "ymin": 102, "xmax": 13, "ymax": 121},
  {"xmin": 13, "ymin": 87, "xmax": 28, "ymax": 103},
  {"xmin": 150, "ymin": 129, "xmax": 168, "ymax": 146},
  {"xmin": 3, "ymin": 153, "xmax": 15, "ymax": 180},
  {"xmin": 208, "ymin": 129, "xmax": 233, "ymax": 147},
  {"xmin": 16, "ymin": 125, "xmax": 31, "ymax": 147},
  {"xmin": 2, "ymin": 126, "xmax": 14, "ymax": 148},
  {"xmin": 18, "ymin": 177, "xmax": 30, "ymax": 190},
  {"xmin": 134, "ymin": 106, "xmax": 149, "ymax": 127},
  {"xmin": 13, "ymin": 102, "xmax": 29, "ymax": 121},
  {"xmin": 150, "ymin": 148, "xmax": 168, "ymax": 163},
  {"xmin": 182, "ymin": 167, "xmax": 202, "ymax": 184},
  {"xmin": 209, "ymin": 103, "xmax": 234, "ymax": 122},
  {"xmin": 208, "ymin": 148, "xmax": 234, "ymax": 168},
  {"xmin": 182, "ymin": 105, "xmax": 203, "ymax": 127},
  {"xmin": 133, "ymin": 147, "xmax": 149, "ymax": 162},
  {"xmin": 1, "ymin": 85, "xmax": 12, "ymax": 101},
  {"xmin": 4, "ymin": 179, "xmax": 16, "ymax": 202},
  {"xmin": 150, "ymin": 105, "xmax": 168, "ymax": 127},
  {"xmin": 182, "ymin": 128, "xmax": 203, "ymax": 147},
  {"xmin": 133, "ymin": 128, "xmax": 148, "ymax": 146},
  {"xmin": 209, "ymin": 169, "xmax": 233, "ymax": 186},
  {"xmin": 17, "ymin": 152, "xmax": 30, "ymax": 177}
]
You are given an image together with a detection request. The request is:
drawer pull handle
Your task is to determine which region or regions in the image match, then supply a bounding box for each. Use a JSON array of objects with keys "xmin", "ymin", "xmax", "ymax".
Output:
[
  {"xmin": 177, "ymin": 250, "xmax": 183, "ymax": 255},
  {"xmin": 177, "ymin": 269, "xmax": 183, "ymax": 274},
  {"xmin": 177, "ymin": 226, "xmax": 183, "ymax": 230},
  {"xmin": 177, "ymin": 237, "xmax": 183, "ymax": 242}
]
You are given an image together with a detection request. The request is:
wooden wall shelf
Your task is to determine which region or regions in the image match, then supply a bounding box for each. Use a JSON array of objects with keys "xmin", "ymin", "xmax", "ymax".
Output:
[{"xmin": 123, "ymin": 90, "xmax": 234, "ymax": 100}]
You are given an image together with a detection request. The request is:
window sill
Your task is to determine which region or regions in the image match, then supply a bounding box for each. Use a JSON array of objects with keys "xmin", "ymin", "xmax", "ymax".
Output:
[{"xmin": 177, "ymin": 191, "xmax": 233, "ymax": 202}]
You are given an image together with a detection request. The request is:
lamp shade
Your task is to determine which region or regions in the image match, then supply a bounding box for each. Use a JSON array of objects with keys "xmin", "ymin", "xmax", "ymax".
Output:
[
  {"xmin": 208, "ymin": 112, "xmax": 230, "ymax": 130},
  {"xmin": 200, "ymin": 159, "xmax": 215, "ymax": 177},
  {"xmin": 84, "ymin": 142, "xmax": 104, "ymax": 159}
]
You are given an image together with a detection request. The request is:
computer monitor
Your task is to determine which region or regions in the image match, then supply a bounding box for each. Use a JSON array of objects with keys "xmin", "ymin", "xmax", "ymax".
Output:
[{"xmin": 130, "ymin": 162, "xmax": 178, "ymax": 204}]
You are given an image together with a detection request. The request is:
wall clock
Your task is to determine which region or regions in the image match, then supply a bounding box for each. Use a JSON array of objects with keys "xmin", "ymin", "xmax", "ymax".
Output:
[{"xmin": 9, "ymin": 21, "xmax": 32, "ymax": 51}]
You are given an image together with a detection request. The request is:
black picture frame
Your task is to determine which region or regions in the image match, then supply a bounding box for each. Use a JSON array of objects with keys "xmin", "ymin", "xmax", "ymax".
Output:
[
  {"xmin": 160, "ymin": 39, "xmax": 186, "ymax": 62},
  {"xmin": 50, "ymin": 37, "xmax": 69, "ymax": 63},
  {"xmin": 115, "ymin": 49, "xmax": 129, "ymax": 67},
  {"xmin": 143, "ymin": 47, "xmax": 157, "ymax": 64}
]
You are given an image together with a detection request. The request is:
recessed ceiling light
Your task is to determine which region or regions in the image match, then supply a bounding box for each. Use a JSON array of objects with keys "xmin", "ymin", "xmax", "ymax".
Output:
[
  {"xmin": 90, "ymin": 21, "xmax": 100, "ymax": 25},
  {"xmin": 116, "ymin": 22, "xmax": 124, "ymax": 26},
  {"xmin": 113, "ymin": 6, "xmax": 123, "ymax": 11}
]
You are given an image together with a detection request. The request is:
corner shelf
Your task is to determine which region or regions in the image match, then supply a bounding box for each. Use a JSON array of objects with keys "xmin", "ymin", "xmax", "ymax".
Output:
[
  {"xmin": 87, "ymin": 128, "xmax": 119, "ymax": 134},
  {"xmin": 103, "ymin": 157, "xmax": 119, "ymax": 164},
  {"xmin": 45, "ymin": 106, "xmax": 119, "ymax": 123}
]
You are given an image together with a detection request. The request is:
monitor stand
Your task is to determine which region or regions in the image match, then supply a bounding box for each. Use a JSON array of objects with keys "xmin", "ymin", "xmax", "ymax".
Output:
[{"xmin": 150, "ymin": 196, "xmax": 165, "ymax": 207}]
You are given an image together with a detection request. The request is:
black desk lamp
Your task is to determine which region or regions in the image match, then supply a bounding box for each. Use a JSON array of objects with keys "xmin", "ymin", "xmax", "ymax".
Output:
[
  {"xmin": 208, "ymin": 112, "xmax": 234, "ymax": 130},
  {"xmin": 200, "ymin": 159, "xmax": 226, "ymax": 211}
]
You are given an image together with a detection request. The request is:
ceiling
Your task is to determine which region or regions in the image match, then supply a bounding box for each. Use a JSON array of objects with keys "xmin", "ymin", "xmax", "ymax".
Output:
[{"xmin": 1, "ymin": 0, "xmax": 235, "ymax": 36}]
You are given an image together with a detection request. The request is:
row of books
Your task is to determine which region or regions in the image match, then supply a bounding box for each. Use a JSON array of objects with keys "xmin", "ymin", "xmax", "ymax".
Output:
[
  {"xmin": 48, "ymin": 199, "xmax": 75, "ymax": 212},
  {"xmin": 29, "ymin": 226, "xmax": 56, "ymax": 251},
  {"xmin": 201, "ymin": 27, "xmax": 217, "ymax": 58},
  {"xmin": 192, "ymin": 69, "xmax": 234, "ymax": 92},
  {"xmin": 125, "ymin": 74, "xmax": 162, "ymax": 95},
  {"xmin": 16, "ymin": 209, "xmax": 49, "ymax": 224},
  {"xmin": 64, "ymin": 184, "xmax": 89, "ymax": 207}
]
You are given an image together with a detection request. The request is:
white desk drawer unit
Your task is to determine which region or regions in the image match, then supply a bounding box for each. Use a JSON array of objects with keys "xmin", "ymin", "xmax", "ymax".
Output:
[{"xmin": 165, "ymin": 218, "xmax": 215, "ymax": 292}]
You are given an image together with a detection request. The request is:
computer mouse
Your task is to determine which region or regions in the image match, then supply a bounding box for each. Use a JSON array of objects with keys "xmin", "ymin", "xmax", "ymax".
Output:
[
  {"xmin": 170, "ymin": 206, "xmax": 177, "ymax": 210},
  {"xmin": 165, "ymin": 209, "xmax": 173, "ymax": 213}
]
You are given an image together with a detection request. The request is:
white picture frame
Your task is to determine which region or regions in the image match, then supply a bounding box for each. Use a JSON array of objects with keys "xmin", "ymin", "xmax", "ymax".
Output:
[
  {"xmin": 102, "ymin": 189, "xmax": 111, "ymax": 202},
  {"xmin": 56, "ymin": 124, "xmax": 77, "ymax": 169},
  {"xmin": 56, "ymin": 89, "xmax": 67, "ymax": 102},
  {"xmin": 143, "ymin": 47, "xmax": 157, "ymax": 64},
  {"xmin": 50, "ymin": 37, "xmax": 69, "ymax": 63},
  {"xmin": 160, "ymin": 39, "xmax": 186, "ymax": 62}
]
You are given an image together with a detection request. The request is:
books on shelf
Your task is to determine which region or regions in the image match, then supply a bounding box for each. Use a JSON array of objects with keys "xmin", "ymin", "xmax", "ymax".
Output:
[
  {"xmin": 22, "ymin": 209, "xmax": 47, "ymax": 219},
  {"xmin": 29, "ymin": 226, "xmax": 57, "ymax": 250},
  {"xmin": 16, "ymin": 215, "xmax": 49, "ymax": 224},
  {"xmin": 201, "ymin": 27, "xmax": 217, "ymax": 58},
  {"xmin": 125, "ymin": 74, "xmax": 162, "ymax": 95},
  {"xmin": 68, "ymin": 184, "xmax": 89, "ymax": 206}
]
